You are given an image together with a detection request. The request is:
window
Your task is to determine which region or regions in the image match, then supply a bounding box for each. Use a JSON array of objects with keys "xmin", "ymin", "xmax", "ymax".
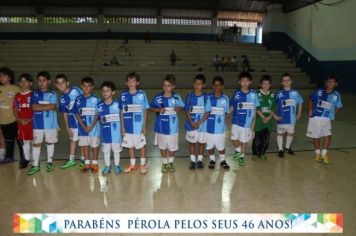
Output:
[
  {"xmin": 0, "ymin": 16, "xmax": 37, "ymax": 23},
  {"xmin": 44, "ymin": 16, "xmax": 98, "ymax": 24},
  {"xmin": 162, "ymin": 18, "xmax": 211, "ymax": 26},
  {"xmin": 217, "ymin": 20, "xmax": 257, "ymax": 28},
  {"xmin": 104, "ymin": 17, "xmax": 157, "ymax": 24}
]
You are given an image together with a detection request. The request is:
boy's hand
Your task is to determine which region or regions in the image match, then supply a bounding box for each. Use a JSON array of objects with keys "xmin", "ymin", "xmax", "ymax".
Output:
[
  {"xmin": 66, "ymin": 128, "xmax": 73, "ymax": 138},
  {"xmin": 121, "ymin": 128, "xmax": 126, "ymax": 137},
  {"xmin": 20, "ymin": 119, "xmax": 29, "ymax": 125},
  {"xmin": 84, "ymin": 126, "xmax": 91, "ymax": 134},
  {"xmin": 191, "ymin": 122, "xmax": 198, "ymax": 129},
  {"xmin": 142, "ymin": 127, "xmax": 147, "ymax": 136},
  {"xmin": 159, "ymin": 108, "xmax": 166, "ymax": 114}
]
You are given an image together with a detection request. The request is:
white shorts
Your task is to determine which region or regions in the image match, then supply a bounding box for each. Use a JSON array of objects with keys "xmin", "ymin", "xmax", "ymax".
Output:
[
  {"xmin": 154, "ymin": 133, "xmax": 178, "ymax": 152},
  {"xmin": 101, "ymin": 143, "xmax": 122, "ymax": 153},
  {"xmin": 186, "ymin": 130, "xmax": 207, "ymax": 144},
  {"xmin": 33, "ymin": 129, "xmax": 58, "ymax": 144},
  {"xmin": 230, "ymin": 125, "xmax": 251, "ymax": 143},
  {"xmin": 206, "ymin": 133, "xmax": 226, "ymax": 151},
  {"xmin": 70, "ymin": 128, "xmax": 79, "ymax": 142},
  {"xmin": 277, "ymin": 124, "xmax": 295, "ymax": 134},
  {"xmin": 122, "ymin": 133, "xmax": 146, "ymax": 149},
  {"xmin": 306, "ymin": 117, "xmax": 332, "ymax": 138},
  {"xmin": 78, "ymin": 136, "xmax": 100, "ymax": 148}
]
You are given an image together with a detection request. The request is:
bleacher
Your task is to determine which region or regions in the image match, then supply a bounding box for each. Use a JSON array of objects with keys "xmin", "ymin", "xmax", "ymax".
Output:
[{"xmin": 0, "ymin": 40, "xmax": 313, "ymax": 89}]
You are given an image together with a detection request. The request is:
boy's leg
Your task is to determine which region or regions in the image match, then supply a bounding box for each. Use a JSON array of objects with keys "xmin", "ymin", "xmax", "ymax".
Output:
[
  {"xmin": 102, "ymin": 145, "xmax": 111, "ymax": 175},
  {"xmin": 261, "ymin": 130, "xmax": 270, "ymax": 158},
  {"xmin": 285, "ymin": 133, "xmax": 295, "ymax": 154},
  {"xmin": 91, "ymin": 146, "xmax": 99, "ymax": 173},
  {"xmin": 197, "ymin": 143, "xmax": 205, "ymax": 169},
  {"xmin": 160, "ymin": 149, "xmax": 168, "ymax": 172},
  {"xmin": 189, "ymin": 143, "xmax": 196, "ymax": 163},
  {"xmin": 0, "ymin": 122, "xmax": 17, "ymax": 163},
  {"xmin": 252, "ymin": 131, "xmax": 260, "ymax": 159},
  {"xmin": 17, "ymin": 140, "xmax": 26, "ymax": 166},
  {"xmin": 321, "ymin": 136, "xmax": 332, "ymax": 164},
  {"xmin": 219, "ymin": 149, "xmax": 229, "ymax": 169},
  {"xmin": 60, "ymin": 138, "xmax": 78, "ymax": 168},
  {"xmin": 46, "ymin": 142, "xmax": 55, "ymax": 171},
  {"xmin": 23, "ymin": 140, "xmax": 31, "ymax": 162}
]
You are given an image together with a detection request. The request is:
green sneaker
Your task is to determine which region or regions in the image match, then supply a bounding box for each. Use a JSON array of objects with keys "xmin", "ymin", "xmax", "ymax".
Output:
[
  {"xmin": 79, "ymin": 160, "xmax": 85, "ymax": 170},
  {"xmin": 161, "ymin": 164, "xmax": 169, "ymax": 173},
  {"xmin": 252, "ymin": 155, "xmax": 259, "ymax": 161},
  {"xmin": 47, "ymin": 162, "xmax": 54, "ymax": 172},
  {"xmin": 233, "ymin": 151, "xmax": 243, "ymax": 161},
  {"xmin": 238, "ymin": 157, "xmax": 246, "ymax": 167},
  {"xmin": 27, "ymin": 166, "xmax": 40, "ymax": 175},
  {"xmin": 261, "ymin": 155, "xmax": 268, "ymax": 160},
  {"xmin": 168, "ymin": 163, "xmax": 175, "ymax": 172},
  {"xmin": 60, "ymin": 160, "xmax": 76, "ymax": 169}
]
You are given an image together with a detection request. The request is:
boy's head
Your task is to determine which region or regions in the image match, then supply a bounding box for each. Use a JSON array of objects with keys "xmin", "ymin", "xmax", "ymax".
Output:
[
  {"xmin": 280, "ymin": 73, "xmax": 293, "ymax": 88},
  {"xmin": 193, "ymin": 74, "xmax": 206, "ymax": 92},
  {"xmin": 325, "ymin": 75, "xmax": 338, "ymax": 90},
  {"xmin": 212, "ymin": 76, "xmax": 224, "ymax": 95},
  {"xmin": 126, "ymin": 72, "xmax": 140, "ymax": 91},
  {"xmin": 37, "ymin": 71, "xmax": 51, "ymax": 91},
  {"xmin": 260, "ymin": 74, "xmax": 272, "ymax": 91},
  {"xmin": 0, "ymin": 67, "xmax": 15, "ymax": 85},
  {"xmin": 55, "ymin": 74, "xmax": 69, "ymax": 93},
  {"xmin": 81, "ymin": 76, "xmax": 94, "ymax": 95},
  {"xmin": 101, "ymin": 81, "xmax": 116, "ymax": 100},
  {"xmin": 238, "ymin": 71, "xmax": 252, "ymax": 90},
  {"xmin": 18, "ymin": 74, "xmax": 33, "ymax": 91},
  {"xmin": 163, "ymin": 74, "xmax": 176, "ymax": 94}
]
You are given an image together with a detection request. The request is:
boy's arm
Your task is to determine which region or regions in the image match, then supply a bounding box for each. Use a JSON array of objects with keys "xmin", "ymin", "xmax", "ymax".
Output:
[
  {"xmin": 63, "ymin": 113, "xmax": 73, "ymax": 137},
  {"xmin": 76, "ymin": 113, "xmax": 87, "ymax": 130},
  {"xmin": 186, "ymin": 111, "xmax": 198, "ymax": 129},
  {"xmin": 120, "ymin": 112, "xmax": 126, "ymax": 136},
  {"xmin": 32, "ymin": 104, "xmax": 56, "ymax": 111},
  {"xmin": 308, "ymin": 99, "xmax": 313, "ymax": 117},
  {"xmin": 142, "ymin": 110, "xmax": 147, "ymax": 135},
  {"xmin": 197, "ymin": 112, "xmax": 210, "ymax": 126},
  {"xmin": 251, "ymin": 110, "xmax": 257, "ymax": 130},
  {"xmin": 297, "ymin": 103, "xmax": 303, "ymax": 121},
  {"xmin": 86, "ymin": 114, "xmax": 99, "ymax": 132}
]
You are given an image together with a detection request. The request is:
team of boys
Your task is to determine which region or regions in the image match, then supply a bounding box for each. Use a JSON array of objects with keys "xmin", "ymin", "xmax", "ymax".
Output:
[{"xmin": 0, "ymin": 67, "xmax": 342, "ymax": 176}]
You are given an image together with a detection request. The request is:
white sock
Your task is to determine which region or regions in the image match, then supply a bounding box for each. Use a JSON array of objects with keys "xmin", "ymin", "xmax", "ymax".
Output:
[
  {"xmin": 220, "ymin": 154, "xmax": 225, "ymax": 162},
  {"xmin": 235, "ymin": 147, "xmax": 241, "ymax": 153},
  {"xmin": 241, "ymin": 153, "xmax": 245, "ymax": 158},
  {"xmin": 168, "ymin": 156, "xmax": 174, "ymax": 163},
  {"xmin": 140, "ymin": 158, "xmax": 145, "ymax": 166},
  {"xmin": 80, "ymin": 156, "xmax": 85, "ymax": 161},
  {"xmin": 209, "ymin": 155, "xmax": 215, "ymax": 161},
  {"xmin": 69, "ymin": 154, "xmax": 75, "ymax": 161},
  {"xmin": 84, "ymin": 159, "xmax": 90, "ymax": 165},
  {"xmin": 162, "ymin": 158, "xmax": 168, "ymax": 164},
  {"xmin": 114, "ymin": 152, "xmax": 120, "ymax": 166},
  {"xmin": 92, "ymin": 160, "xmax": 98, "ymax": 165},
  {"xmin": 46, "ymin": 144, "xmax": 54, "ymax": 163},
  {"xmin": 23, "ymin": 141, "xmax": 31, "ymax": 161},
  {"xmin": 285, "ymin": 136, "xmax": 293, "ymax": 149},
  {"xmin": 322, "ymin": 149, "xmax": 327, "ymax": 156},
  {"xmin": 315, "ymin": 149, "xmax": 321, "ymax": 155},
  {"xmin": 277, "ymin": 135, "xmax": 283, "ymax": 151},
  {"xmin": 190, "ymin": 155, "xmax": 196, "ymax": 162},
  {"xmin": 130, "ymin": 158, "xmax": 136, "ymax": 166},
  {"xmin": 32, "ymin": 146, "xmax": 41, "ymax": 167},
  {"xmin": 104, "ymin": 152, "xmax": 111, "ymax": 167},
  {"xmin": 197, "ymin": 155, "xmax": 203, "ymax": 161}
]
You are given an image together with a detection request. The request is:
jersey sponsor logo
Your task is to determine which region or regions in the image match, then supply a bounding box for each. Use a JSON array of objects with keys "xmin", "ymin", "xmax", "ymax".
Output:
[
  {"xmin": 38, "ymin": 101, "xmax": 50, "ymax": 104},
  {"xmin": 190, "ymin": 106, "xmax": 204, "ymax": 114},
  {"xmin": 7, "ymin": 91, "xmax": 14, "ymax": 97},
  {"xmin": 162, "ymin": 107, "xmax": 176, "ymax": 115},
  {"xmin": 102, "ymin": 114, "xmax": 120, "ymax": 123},
  {"xmin": 210, "ymin": 107, "xmax": 225, "ymax": 115},
  {"xmin": 123, "ymin": 104, "xmax": 142, "ymax": 113},
  {"xmin": 79, "ymin": 107, "xmax": 96, "ymax": 116},
  {"xmin": 237, "ymin": 102, "xmax": 255, "ymax": 110},
  {"xmin": 282, "ymin": 99, "xmax": 296, "ymax": 107},
  {"xmin": 317, "ymin": 100, "xmax": 332, "ymax": 110}
]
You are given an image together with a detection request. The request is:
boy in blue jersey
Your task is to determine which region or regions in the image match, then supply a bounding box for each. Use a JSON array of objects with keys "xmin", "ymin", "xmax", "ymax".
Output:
[
  {"xmin": 206, "ymin": 76, "xmax": 230, "ymax": 170},
  {"xmin": 55, "ymin": 74, "xmax": 85, "ymax": 169},
  {"xmin": 150, "ymin": 75, "xmax": 184, "ymax": 173},
  {"xmin": 230, "ymin": 72, "xmax": 260, "ymax": 166},
  {"xmin": 74, "ymin": 77, "xmax": 101, "ymax": 173},
  {"xmin": 185, "ymin": 74, "xmax": 210, "ymax": 169},
  {"xmin": 98, "ymin": 81, "xmax": 122, "ymax": 174},
  {"xmin": 27, "ymin": 71, "xmax": 59, "ymax": 175},
  {"xmin": 120, "ymin": 72, "xmax": 150, "ymax": 174},
  {"xmin": 275, "ymin": 73, "xmax": 303, "ymax": 158},
  {"xmin": 307, "ymin": 75, "xmax": 342, "ymax": 164}
]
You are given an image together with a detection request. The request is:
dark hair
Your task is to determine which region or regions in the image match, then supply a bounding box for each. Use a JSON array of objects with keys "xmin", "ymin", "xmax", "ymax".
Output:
[
  {"xmin": 101, "ymin": 81, "xmax": 116, "ymax": 91},
  {"xmin": 81, "ymin": 76, "xmax": 94, "ymax": 85},
  {"xmin": 212, "ymin": 76, "xmax": 224, "ymax": 86},
  {"xmin": 37, "ymin": 71, "xmax": 51, "ymax": 80},
  {"xmin": 0, "ymin": 67, "xmax": 15, "ymax": 84},
  {"xmin": 281, "ymin": 73, "xmax": 292, "ymax": 81},
  {"xmin": 238, "ymin": 71, "xmax": 252, "ymax": 81},
  {"xmin": 163, "ymin": 74, "xmax": 176, "ymax": 86},
  {"xmin": 194, "ymin": 74, "xmax": 206, "ymax": 84},
  {"xmin": 55, "ymin": 73, "xmax": 68, "ymax": 82},
  {"xmin": 126, "ymin": 72, "xmax": 140, "ymax": 82},
  {"xmin": 260, "ymin": 74, "xmax": 272, "ymax": 84},
  {"xmin": 325, "ymin": 74, "xmax": 338, "ymax": 83},
  {"xmin": 18, "ymin": 73, "xmax": 33, "ymax": 82}
]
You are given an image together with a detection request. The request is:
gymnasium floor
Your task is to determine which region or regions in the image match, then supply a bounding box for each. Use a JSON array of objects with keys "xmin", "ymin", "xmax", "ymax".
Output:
[{"xmin": 1, "ymin": 89, "xmax": 356, "ymax": 235}]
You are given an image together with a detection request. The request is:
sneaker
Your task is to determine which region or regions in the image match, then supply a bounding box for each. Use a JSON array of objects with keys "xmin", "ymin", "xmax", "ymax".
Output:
[
  {"xmin": 252, "ymin": 155, "xmax": 260, "ymax": 161},
  {"xmin": 114, "ymin": 165, "xmax": 122, "ymax": 174},
  {"xmin": 19, "ymin": 160, "xmax": 30, "ymax": 169},
  {"xmin": 0, "ymin": 158, "xmax": 15, "ymax": 165},
  {"xmin": 233, "ymin": 151, "xmax": 243, "ymax": 161},
  {"xmin": 102, "ymin": 166, "xmax": 111, "ymax": 175},
  {"xmin": 161, "ymin": 164, "xmax": 169, "ymax": 173},
  {"xmin": 220, "ymin": 160, "xmax": 230, "ymax": 169},
  {"xmin": 60, "ymin": 160, "xmax": 76, "ymax": 169},
  {"xmin": 124, "ymin": 165, "xmax": 137, "ymax": 173},
  {"xmin": 189, "ymin": 161, "xmax": 197, "ymax": 170},
  {"xmin": 140, "ymin": 165, "xmax": 147, "ymax": 174},
  {"xmin": 208, "ymin": 160, "xmax": 216, "ymax": 169},
  {"xmin": 46, "ymin": 162, "xmax": 54, "ymax": 172},
  {"xmin": 322, "ymin": 155, "xmax": 331, "ymax": 164},
  {"xmin": 168, "ymin": 163, "xmax": 175, "ymax": 172},
  {"xmin": 278, "ymin": 150, "xmax": 285, "ymax": 158},
  {"xmin": 27, "ymin": 166, "xmax": 40, "ymax": 175},
  {"xmin": 286, "ymin": 148, "xmax": 295, "ymax": 155},
  {"xmin": 261, "ymin": 155, "xmax": 268, "ymax": 160},
  {"xmin": 315, "ymin": 155, "xmax": 323, "ymax": 162},
  {"xmin": 238, "ymin": 157, "xmax": 245, "ymax": 167},
  {"xmin": 197, "ymin": 160, "xmax": 204, "ymax": 169},
  {"xmin": 82, "ymin": 164, "xmax": 91, "ymax": 172},
  {"xmin": 79, "ymin": 160, "xmax": 85, "ymax": 170},
  {"xmin": 91, "ymin": 164, "xmax": 99, "ymax": 173}
]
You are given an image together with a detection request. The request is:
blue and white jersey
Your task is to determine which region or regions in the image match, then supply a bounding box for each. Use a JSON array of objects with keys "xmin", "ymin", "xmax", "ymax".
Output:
[
  {"xmin": 73, "ymin": 94, "xmax": 101, "ymax": 137},
  {"xmin": 98, "ymin": 100, "xmax": 122, "ymax": 144},
  {"xmin": 119, "ymin": 90, "xmax": 150, "ymax": 134},
  {"xmin": 276, "ymin": 89, "xmax": 304, "ymax": 125},
  {"xmin": 310, "ymin": 89, "xmax": 342, "ymax": 120},
  {"xmin": 206, "ymin": 94, "xmax": 229, "ymax": 134},
  {"xmin": 30, "ymin": 90, "xmax": 59, "ymax": 129},
  {"xmin": 59, "ymin": 86, "xmax": 83, "ymax": 128},
  {"xmin": 150, "ymin": 92, "xmax": 184, "ymax": 135},
  {"xmin": 184, "ymin": 92, "xmax": 211, "ymax": 132},
  {"xmin": 230, "ymin": 89, "xmax": 260, "ymax": 128}
]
